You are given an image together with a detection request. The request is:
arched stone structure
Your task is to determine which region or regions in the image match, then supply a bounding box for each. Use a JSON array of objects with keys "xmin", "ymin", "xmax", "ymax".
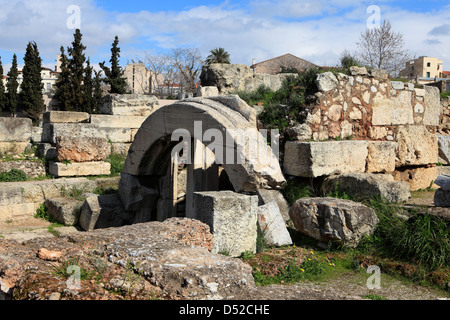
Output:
[{"xmin": 118, "ymin": 95, "xmax": 285, "ymax": 222}]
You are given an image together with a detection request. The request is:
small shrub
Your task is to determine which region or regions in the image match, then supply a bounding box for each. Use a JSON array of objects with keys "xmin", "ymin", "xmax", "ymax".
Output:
[
  {"xmin": 0, "ymin": 169, "xmax": 27, "ymax": 182},
  {"xmin": 106, "ymin": 153, "xmax": 127, "ymax": 176},
  {"xmin": 282, "ymin": 178, "xmax": 314, "ymax": 205}
]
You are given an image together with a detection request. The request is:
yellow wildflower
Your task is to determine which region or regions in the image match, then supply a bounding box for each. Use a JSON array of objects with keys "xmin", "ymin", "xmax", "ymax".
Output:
[{"xmin": 301, "ymin": 269, "xmax": 305, "ymax": 272}]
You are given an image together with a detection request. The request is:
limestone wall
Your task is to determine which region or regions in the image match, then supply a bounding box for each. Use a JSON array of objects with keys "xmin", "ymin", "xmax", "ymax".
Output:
[
  {"xmin": 308, "ymin": 67, "xmax": 440, "ymax": 142},
  {"xmin": 284, "ymin": 67, "xmax": 444, "ymax": 191}
]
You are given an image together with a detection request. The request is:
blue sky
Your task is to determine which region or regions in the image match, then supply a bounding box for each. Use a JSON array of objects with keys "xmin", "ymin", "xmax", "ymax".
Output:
[{"xmin": 0, "ymin": 0, "xmax": 448, "ymax": 73}]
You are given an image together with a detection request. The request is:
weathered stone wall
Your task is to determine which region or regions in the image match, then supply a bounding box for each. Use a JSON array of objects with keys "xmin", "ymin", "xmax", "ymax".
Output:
[
  {"xmin": 200, "ymin": 63, "xmax": 295, "ymax": 94},
  {"xmin": 308, "ymin": 67, "xmax": 440, "ymax": 141},
  {"xmin": 283, "ymin": 67, "xmax": 443, "ymax": 191}
]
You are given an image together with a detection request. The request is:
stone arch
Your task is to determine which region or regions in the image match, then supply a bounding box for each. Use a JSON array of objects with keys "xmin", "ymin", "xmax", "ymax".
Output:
[{"xmin": 118, "ymin": 95, "xmax": 285, "ymax": 222}]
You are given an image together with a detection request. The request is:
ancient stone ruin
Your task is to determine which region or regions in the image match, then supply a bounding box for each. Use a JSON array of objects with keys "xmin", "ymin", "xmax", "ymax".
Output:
[{"xmin": 0, "ymin": 65, "xmax": 449, "ymax": 300}]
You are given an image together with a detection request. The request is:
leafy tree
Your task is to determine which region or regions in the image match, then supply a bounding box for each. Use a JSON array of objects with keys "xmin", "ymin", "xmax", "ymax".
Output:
[
  {"xmin": 0, "ymin": 57, "xmax": 5, "ymax": 114},
  {"xmin": 339, "ymin": 50, "xmax": 361, "ymax": 74},
  {"xmin": 92, "ymin": 70, "xmax": 103, "ymax": 114},
  {"xmin": 205, "ymin": 47, "xmax": 231, "ymax": 65},
  {"xmin": 100, "ymin": 36, "xmax": 127, "ymax": 94},
  {"xmin": 356, "ymin": 20, "xmax": 411, "ymax": 76},
  {"xmin": 66, "ymin": 29, "xmax": 87, "ymax": 111},
  {"xmin": 54, "ymin": 46, "xmax": 71, "ymax": 111},
  {"xmin": 20, "ymin": 41, "xmax": 44, "ymax": 124},
  {"xmin": 5, "ymin": 54, "xmax": 19, "ymax": 116}
]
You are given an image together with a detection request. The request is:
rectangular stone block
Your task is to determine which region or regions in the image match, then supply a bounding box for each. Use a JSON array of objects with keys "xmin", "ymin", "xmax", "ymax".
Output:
[
  {"xmin": 90, "ymin": 114, "xmax": 147, "ymax": 129},
  {"xmin": 0, "ymin": 160, "xmax": 46, "ymax": 178},
  {"xmin": 423, "ymin": 86, "xmax": 440, "ymax": 127},
  {"xmin": 0, "ymin": 203, "xmax": 40, "ymax": 221},
  {"xmin": 43, "ymin": 111, "xmax": 90, "ymax": 124},
  {"xmin": 100, "ymin": 94, "xmax": 159, "ymax": 116},
  {"xmin": 31, "ymin": 127, "xmax": 42, "ymax": 143},
  {"xmin": 257, "ymin": 202, "xmax": 292, "ymax": 247},
  {"xmin": 366, "ymin": 141, "xmax": 397, "ymax": 173},
  {"xmin": 56, "ymin": 136, "xmax": 111, "ymax": 163},
  {"xmin": 48, "ymin": 161, "xmax": 111, "ymax": 177},
  {"xmin": 0, "ymin": 142, "xmax": 30, "ymax": 154},
  {"xmin": 37, "ymin": 143, "xmax": 57, "ymax": 160},
  {"xmin": 0, "ymin": 118, "xmax": 32, "ymax": 142},
  {"xmin": 79, "ymin": 194, "xmax": 130, "ymax": 231},
  {"xmin": 392, "ymin": 167, "xmax": 438, "ymax": 191},
  {"xmin": 42, "ymin": 123, "xmax": 134, "ymax": 144},
  {"xmin": 372, "ymin": 91, "xmax": 414, "ymax": 126},
  {"xmin": 283, "ymin": 140, "xmax": 368, "ymax": 178},
  {"xmin": 396, "ymin": 125, "xmax": 438, "ymax": 167},
  {"xmin": 45, "ymin": 197, "xmax": 83, "ymax": 226},
  {"xmin": 193, "ymin": 191, "xmax": 258, "ymax": 257},
  {"xmin": 437, "ymin": 135, "xmax": 450, "ymax": 164}
]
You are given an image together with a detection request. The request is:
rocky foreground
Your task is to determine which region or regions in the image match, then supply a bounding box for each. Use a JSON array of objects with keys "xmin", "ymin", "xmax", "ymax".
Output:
[{"xmin": 0, "ymin": 218, "xmax": 345, "ymax": 300}]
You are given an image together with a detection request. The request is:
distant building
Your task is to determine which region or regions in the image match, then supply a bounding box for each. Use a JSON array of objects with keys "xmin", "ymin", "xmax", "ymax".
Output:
[
  {"xmin": 250, "ymin": 53, "xmax": 317, "ymax": 75},
  {"xmin": 2, "ymin": 67, "xmax": 59, "ymax": 94},
  {"xmin": 399, "ymin": 56, "xmax": 445, "ymax": 84},
  {"xmin": 124, "ymin": 63, "xmax": 152, "ymax": 94}
]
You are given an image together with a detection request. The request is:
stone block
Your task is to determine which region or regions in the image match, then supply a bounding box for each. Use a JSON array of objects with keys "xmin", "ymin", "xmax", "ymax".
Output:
[
  {"xmin": 289, "ymin": 197, "xmax": 379, "ymax": 248},
  {"xmin": 0, "ymin": 118, "xmax": 32, "ymax": 142},
  {"xmin": 0, "ymin": 203, "xmax": 40, "ymax": 221},
  {"xmin": 43, "ymin": 111, "xmax": 90, "ymax": 124},
  {"xmin": 321, "ymin": 173, "xmax": 411, "ymax": 203},
  {"xmin": 56, "ymin": 136, "xmax": 111, "ymax": 163},
  {"xmin": 390, "ymin": 81, "xmax": 405, "ymax": 90},
  {"xmin": 372, "ymin": 91, "xmax": 414, "ymax": 125},
  {"xmin": 42, "ymin": 123, "xmax": 134, "ymax": 144},
  {"xmin": 31, "ymin": 127, "xmax": 42, "ymax": 143},
  {"xmin": 283, "ymin": 140, "xmax": 368, "ymax": 178},
  {"xmin": 392, "ymin": 167, "xmax": 438, "ymax": 191},
  {"xmin": 195, "ymin": 86, "xmax": 219, "ymax": 97},
  {"xmin": 396, "ymin": 125, "xmax": 438, "ymax": 166},
  {"xmin": 48, "ymin": 161, "xmax": 111, "ymax": 177},
  {"xmin": 315, "ymin": 72, "xmax": 338, "ymax": 92},
  {"xmin": 257, "ymin": 202, "xmax": 292, "ymax": 247},
  {"xmin": 192, "ymin": 191, "xmax": 258, "ymax": 257},
  {"xmin": 256, "ymin": 188, "xmax": 290, "ymax": 222},
  {"xmin": 366, "ymin": 141, "xmax": 397, "ymax": 173},
  {"xmin": 45, "ymin": 197, "xmax": 84, "ymax": 226},
  {"xmin": 434, "ymin": 188, "xmax": 450, "ymax": 207},
  {"xmin": 89, "ymin": 114, "xmax": 148, "ymax": 129},
  {"xmin": 0, "ymin": 142, "xmax": 30, "ymax": 154},
  {"xmin": 437, "ymin": 135, "xmax": 450, "ymax": 164},
  {"xmin": 434, "ymin": 175, "xmax": 450, "ymax": 191},
  {"xmin": 37, "ymin": 143, "xmax": 57, "ymax": 160},
  {"xmin": 111, "ymin": 143, "xmax": 131, "ymax": 155},
  {"xmin": 79, "ymin": 194, "xmax": 130, "ymax": 231},
  {"xmin": 100, "ymin": 94, "xmax": 159, "ymax": 116},
  {"xmin": 423, "ymin": 86, "xmax": 441, "ymax": 126}
]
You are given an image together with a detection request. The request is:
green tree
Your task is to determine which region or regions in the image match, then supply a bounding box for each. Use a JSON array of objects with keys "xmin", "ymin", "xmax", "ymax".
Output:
[
  {"xmin": 5, "ymin": 54, "xmax": 19, "ymax": 116},
  {"xmin": 54, "ymin": 46, "xmax": 72, "ymax": 111},
  {"xmin": 100, "ymin": 36, "xmax": 127, "ymax": 94},
  {"xmin": 67, "ymin": 29, "xmax": 87, "ymax": 111},
  {"xmin": 82, "ymin": 59, "xmax": 93, "ymax": 113},
  {"xmin": 205, "ymin": 47, "xmax": 231, "ymax": 65},
  {"xmin": 0, "ymin": 57, "xmax": 5, "ymax": 114},
  {"xmin": 20, "ymin": 41, "xmax": 44, "ymax": 124},
  {"xmin": 92, "ymin": 70, "xmax": 103, "ymax": 114}
]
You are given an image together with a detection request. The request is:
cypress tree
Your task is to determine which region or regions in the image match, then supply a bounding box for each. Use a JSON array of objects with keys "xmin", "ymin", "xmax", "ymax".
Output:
[
  {"xmin": 0, "ymin": 57, "xmax": 5, "ymax": 114},
  {"xmin": 20, "ymin": 41, "xmax": 44, "ymax": 124},
  {"xmin": 100, "ymin": 36, "xmax": 127, "ymax": 94},
  {"xmin": 5, "ymin": 54, "xmax": 19, "ymax": 117},
  {"xmin": 67, "ymin": 29, "xmax": 86, "ymax": 111},
  {"xmin": 83, "ymin": 59, "xmax": 93, "ymax": 114},
  {"xmin": 92, "ymin": 70, "xmax": 103, "ymax": 114},
  {"xmin": 54, "ymin": 46, "xmax": 73, "ymax": 111}
]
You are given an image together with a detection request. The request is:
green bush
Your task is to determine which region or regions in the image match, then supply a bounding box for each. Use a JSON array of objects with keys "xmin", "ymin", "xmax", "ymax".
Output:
[
  {"xmin": 106, "ymin": 153, "xmax": 127, "ymax": 176},
  {"xmin": 441, "ymin": 91, "xmax": 450, "ymax": 99},
  {"xmin": 0, "ymin": 169, "xmax": 27, "ymax": 182}
]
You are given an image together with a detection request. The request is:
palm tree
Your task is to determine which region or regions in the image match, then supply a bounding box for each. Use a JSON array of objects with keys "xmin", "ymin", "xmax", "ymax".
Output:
[{"xmin": 205, "ymin": 47, "xmax": 231, "ymax": 65}]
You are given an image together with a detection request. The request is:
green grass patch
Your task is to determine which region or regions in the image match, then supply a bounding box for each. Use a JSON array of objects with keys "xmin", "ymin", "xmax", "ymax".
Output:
[
  {"xmin": 106, "ymin": 153, "xmax": 127, "ymax": 176},
  {"xmin": 0, "ymin": 169, "xmax": 27, "ymax": 182}
]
